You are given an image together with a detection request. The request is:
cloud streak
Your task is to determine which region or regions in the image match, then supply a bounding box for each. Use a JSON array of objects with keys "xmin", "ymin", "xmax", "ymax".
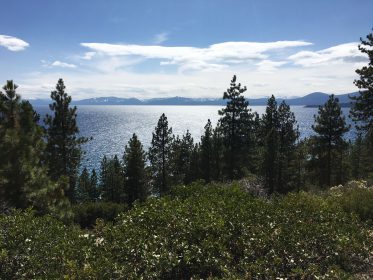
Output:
[
  {"xmin": 0, "ymin": 35, "xmax": 29, "ymax": 51},
  {"xmin": 288, "ymin": 43, "xmax": 365, "ymax": 67},
  {"xmin": 51, "ymin": 61, "xmax": 77, "ymax": 68},
  {"xmin": 80, "ymin": 40, "xmax": 312, "ymax": 71}
]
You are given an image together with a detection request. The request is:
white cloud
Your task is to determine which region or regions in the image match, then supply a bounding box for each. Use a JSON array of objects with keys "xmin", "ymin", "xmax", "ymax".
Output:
[
  {"xmin": 81, "ymin": 51, "xmax": 96, "ymax": 60},
  {"xmin": 288, "ymin": 42, "xmax": 366, "ymax": 67},
  {"xmin": 153, "ymin": 32, "xmax": 169, "ymax": 44},
  {"xmin": 51, "ymin": 60, "xmax": 77, "ymax": 68},
  {"xmin": 80, "ymin": 40, "xmax": 312, "ymax": 72},
  {"xmin": 13, "ymin": 40, "xmax": 367, "ymax": 100},
  {"xmin": 0, "ymin": 35, "xmax": 29, "ymax": 51}
]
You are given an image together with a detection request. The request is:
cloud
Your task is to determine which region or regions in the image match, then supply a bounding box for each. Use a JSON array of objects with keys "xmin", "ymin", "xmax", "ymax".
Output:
[
  {"xmin": 80, "ymin": 40, "xmax": 312, "ymax": 72},
  {"xmin": 81, "ymin": 52, "xmax": 96, "ymax": 60},
  {"xmin": 153, "ymin": 32, "xmax": 169, "ymax": 44},
  {"xmin": 51, "ymin": 60, "xmax": 77, "ymax": 68},
  {"xmin": 288, "ymin": 42, "xmax": 366, "ymax": 67},
  {"xmin": 0, "ymin": 35, "xmax": 29, "ymax": 51},
  {"xmin": 14, "ymin": 40, "xmax": 367, "ymax": 100}
]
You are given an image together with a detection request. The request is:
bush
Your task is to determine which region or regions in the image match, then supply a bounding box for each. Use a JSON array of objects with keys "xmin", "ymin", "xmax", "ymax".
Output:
[
  {"xmin": 72, "ymin": 202, "xmax": 127, "ymax": 228},
  {"xmin": 328, "ymin": 180, "xmax": 373, "ymax": 225},
  {"xmin": 0, "ymin": 183, "xmax": 371, "ymax": 279}
]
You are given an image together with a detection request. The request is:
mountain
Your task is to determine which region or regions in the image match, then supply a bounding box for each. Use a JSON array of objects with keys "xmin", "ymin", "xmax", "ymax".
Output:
[{"xmin": 27, "ymin": 92, "xmax": 359, "ymax": 106}]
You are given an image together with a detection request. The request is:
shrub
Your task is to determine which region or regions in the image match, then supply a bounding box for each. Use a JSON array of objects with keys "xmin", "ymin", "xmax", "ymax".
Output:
[
  {"xmin": 72, "ymin": 202, "xmax": 127, "ymax": 228},
  {"xmin": 0, "ymin": 184, "xmax": 371, "ymax": 279}
]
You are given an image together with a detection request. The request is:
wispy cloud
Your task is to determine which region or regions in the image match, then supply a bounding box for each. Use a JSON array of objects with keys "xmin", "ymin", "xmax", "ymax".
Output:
[
  {"xmin": 51, "ymin": 60, "xmax": 77, "ymax": 68},
  {"xmin": 153, "ymin": 32, "xmax": 169, "ymax": 44},
  {"xmin": 16, "ymin": 40, "xmax": 368, "ymax": 100},
  {"xmin": 288, "ymin": 42, "xmax": 365, "ymax": 67},
  {"xmin": 0, "ymin": 35, "xmax": 29, "ymax": 51},
  {"xmin": 80, "ymin": 40, "xmax": 312, "ymax": 72}
]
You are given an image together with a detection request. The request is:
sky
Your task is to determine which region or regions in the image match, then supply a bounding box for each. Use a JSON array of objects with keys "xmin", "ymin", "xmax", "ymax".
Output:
[{"xmin": 1, "ymin": 0, "xmax": 372, "ymax": 100}]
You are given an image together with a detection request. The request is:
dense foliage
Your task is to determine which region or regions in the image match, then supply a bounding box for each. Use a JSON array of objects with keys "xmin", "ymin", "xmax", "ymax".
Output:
[{"xmin": 0, "ymin": 183, "xmax": 372, "ymax": 279}]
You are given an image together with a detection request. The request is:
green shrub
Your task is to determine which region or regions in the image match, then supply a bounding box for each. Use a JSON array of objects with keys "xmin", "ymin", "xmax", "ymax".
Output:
[
  {"xmin": 328, "ymin": 180, "xmax": 373, "ymax": 225},
  {"xmin": 72, "ymin": 202, "xmax": 127, "ymax": 228},
  {"xmin": 0, "ymin": 184, "xmax": 371, "ymax": 279}
]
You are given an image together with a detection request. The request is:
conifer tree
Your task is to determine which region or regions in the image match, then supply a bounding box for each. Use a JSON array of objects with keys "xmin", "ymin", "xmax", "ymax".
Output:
[
  {"xmin": 350, "ymin": 31, "xmax": 373, "ymax": 142},
  {"xmin": 312, "ymin": 95, "xmax": 350, "ymax": 187},
  {"xmin": 44, "ymin": 79, "xmax": 88, "ymax": 202},
  {"xmin": 211, "ymin": 128, "xmax": 224, "ymax": 181},
  {"xmin": 100, "ymin": 155, "xmax": 125, "ymax": 203},
  {"xmin": 76, "ymin": 168, "xmax": 99, "ymax": 203},
  {"xmin": 277, "ymin": 101, "xmax": 299, "ymax": 193},
  {"xmin": 260, "ymin": 95, "xmax": 279, "ymax": 194},
  {"xmin": 200, "ymin": 119, "xmax": 213, "ymax": 183},
  {"xmin": 218, "ymin": 75, "xmax": 256, "ymax": 179},
  {"xmin": 123, "ymin": 133, "xmax": 148, "ymax": 206},
  {"xmin": 171, "ymin": 130, "xmax": 194, "ymax": 185},
  {"xmin": 350, "ymin": 30, "xmax": 373, "ymax": 179},
  {"xmin": 148, "ymin": 113, "xmax": 173, "ymax": 196},
  {"xmin": 90, "ymin": 169, "xmax": 99, "ymax": 200},
  {"xmin": 0, "ymin": 80, "xmax": 70, "ymax": 217}
]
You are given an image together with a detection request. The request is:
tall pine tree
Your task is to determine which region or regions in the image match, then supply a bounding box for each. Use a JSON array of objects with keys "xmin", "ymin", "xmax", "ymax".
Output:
[
  {"xmin": 123, "ymin": 134, "xmax": 148, "ymax": 206},
  {"xmin": 218, "ymin": 75, "xmax": 256, "ymax": 179},
  {"xmin": 44, "ymin": 79, "xmax": 88, "ymax": 202},
  {"xmin": 0, "ymin": 80, "xmax": 70, "ymax": 217},
  {"xmin": 100, "ymin": 155, "xmax": 125, "ymax": 203},
  {"xmin": 277, "ymin": 101, "xmax": 299, "ymax": 193},
  {"xmin": 312, "ymin": 95, "xmax": 350, "ymax": 187},
  {"xmin": 200, "ymin": 119, "xmax": 213, "ymax": 183},
  {"xmin": 350, "ymin": 30, "xmax": 373, "ymax": 180},
  {"xmin": 148, "ymin": 113, "xmax": 173, "ymax": 196},
  {"xmin": 260, "ymin": 95, "xmax": 279, "ymax": 194}
]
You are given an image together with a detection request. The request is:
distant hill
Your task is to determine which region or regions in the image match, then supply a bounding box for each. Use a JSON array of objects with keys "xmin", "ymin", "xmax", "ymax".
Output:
[{"xmin": 28, "ymin": 92, "xmax": 359, "ymax": 106}]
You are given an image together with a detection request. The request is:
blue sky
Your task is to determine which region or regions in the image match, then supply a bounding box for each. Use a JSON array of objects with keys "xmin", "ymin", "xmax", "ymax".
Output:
[{"xmin": 1, "ymin": 0, "xmax": 372, "ymax": 99}]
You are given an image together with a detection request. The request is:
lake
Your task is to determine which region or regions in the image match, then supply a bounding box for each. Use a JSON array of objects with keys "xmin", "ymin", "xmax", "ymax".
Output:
[{"xmin": 35, "ymin": 105, "xmax": 356, "ymax": 171}]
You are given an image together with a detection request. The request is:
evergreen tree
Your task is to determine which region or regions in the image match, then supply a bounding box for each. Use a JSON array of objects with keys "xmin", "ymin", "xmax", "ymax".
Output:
[
  {"xmin": 171, "ymin": 130, "xmax": 194, "ymax": 185},
  {"xmin": 148, "ymin": 113, "xmax": 173, "ymax": 196},
  {"xmin": 90, "ymin": 169, "xmax": 99, "ymax": 201},
  {"xmin": 100, "ymin": 155, "xmax": 125, "ymax": 203},
  {"xmin": 44, "ymin": 79, "xmax": 88, "ymax": 202},
  {"xmin": 200, "ymin": 119, "xmax": 213, "ymax": 183},
  {"xmin": 350, "ymin": 30, "xmax": 373, "ymax": 180},
  {"xmin": 350, "ymin": 31, "xmax": 373, "ymax": 142},
  {"xmin": 0, "ymin": 81, "xmax": 70, "ymax": 217},
  {"xmin": 218, "ymin": 75, "xmax": 256, "ymax": 179},
  {"xmin": 277, "ymin": 101, "xmax": 299, "ymax": 193},
  {"xmin": 211, "ymin": 128, "xmax": 224, "ymax": 181},
  {"xmin": 76, "ymin": 168, "xmax": 99, "ymax": 203},
  {"xmin": 123, "ymin": 134, "xmax": 148, "ymax": 206},
  {"xmin": 260, "ymin": 95, "xmax": 279, "ymax": 194},
  {"xmin": 312, "ymin": 95, "xmax": 350, "ymax": 187}
]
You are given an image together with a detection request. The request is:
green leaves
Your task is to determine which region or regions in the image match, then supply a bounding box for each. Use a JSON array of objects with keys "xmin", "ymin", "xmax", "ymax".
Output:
[{"xmin": 1, "ymin": 183, "xmax": 371, "ymax": 279}]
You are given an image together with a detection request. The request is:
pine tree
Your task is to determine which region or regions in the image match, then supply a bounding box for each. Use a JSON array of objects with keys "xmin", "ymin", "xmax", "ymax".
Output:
[
  {"xmin": 44, "ymin": 79, "xmax": 89, "ymax": 202},
  {"xmin": 0, "ymin": 80, "xmax": 70, "ymax": 217},
  {"xmin": 312, "ymin": 95, "xmax": 350, "ymax": 187},
  {"xmin": 218, "ymin": 75, "xmax": 256, "ymax": 179},
  {"xmin": 171, "ymin": 130, "xmax": 194, "ymax": 185},
  {"xmin": 75, "ymin": 168, "xmax": 99, "ymax": 203},
  {"xmin": 123, "ymin": 133, "xmax": 148, "ymax": 206},
  {"xmin": 200, "ymin": 119, "xmax": 213, "ymax": 183},
  {"xmin": 277, "ymin": 101, "xmax": 299, "ymax": 193},
  {"xmin": 100, "ymin": 155, "xmax": 125, "ymax": 203},
  {"xmin": 350, "ymin": 31, "xmax": 373, "ymax": 142},
  {"xmin": 211, "ymin": 127, "xmax": 224, "ymax": 181},
  {"xmin": 260, "ymin": 95, "xmax": 279, "ymax": 194},
  {"xmin": 148, "ymin": 113, "xmax": 173, "ymax": 196},
  {"xmin": 90, "ymin": 169, "xmax": 99, "ymax": 201},
  {"xmin": 350, "ymin": 30, "xmax": 373, "ymax": 180}
]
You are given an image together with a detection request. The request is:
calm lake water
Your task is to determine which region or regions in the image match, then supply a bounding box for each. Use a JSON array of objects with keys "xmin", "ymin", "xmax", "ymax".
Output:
[{"xmin": 35, "ymin": 105, "xmax": 355, "ymax": 171}]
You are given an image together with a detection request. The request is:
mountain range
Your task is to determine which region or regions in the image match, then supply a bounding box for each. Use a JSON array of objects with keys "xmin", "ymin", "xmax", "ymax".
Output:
[{"xmin": 28, "ymin": 92, "xmax": 358, "ymax": 106}]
